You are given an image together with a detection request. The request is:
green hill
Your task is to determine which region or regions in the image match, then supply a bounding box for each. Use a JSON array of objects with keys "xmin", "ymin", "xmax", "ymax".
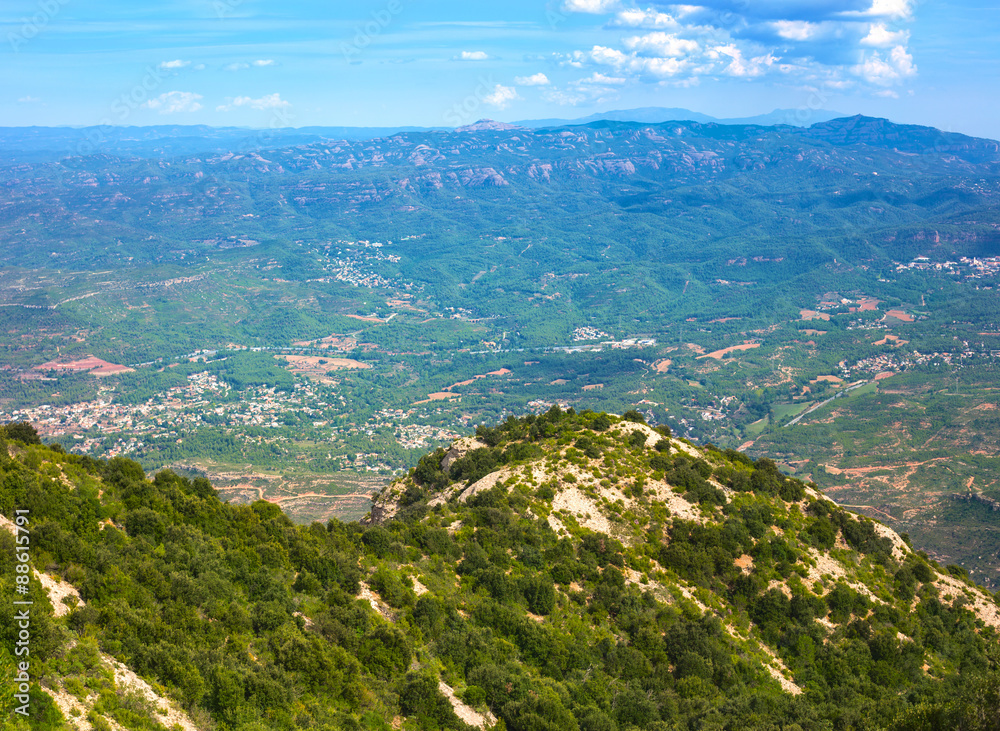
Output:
[{"xmin": 2, "ymin": 413, "xmax": 1000, "ymax": 730}]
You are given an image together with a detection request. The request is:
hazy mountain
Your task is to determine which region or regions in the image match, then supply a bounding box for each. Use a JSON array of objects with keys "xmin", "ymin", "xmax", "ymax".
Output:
[
  {"xmin": 516, "ymin": 106, "xmax": 847, "ymax": 128},
  {"xmin": 0, "ymin": 108, "xmax": 849, "ymax": 162},
  {"xmin": 517, "ymin": 106, "xmax": 719, "ymax": 127},
  {"xmin": 6, "ymin": 114, "xmax": 997, "ymax": 272},
  {"xmin": 0, "ymin": 124, "xmax": 440, "ymax": 161}
]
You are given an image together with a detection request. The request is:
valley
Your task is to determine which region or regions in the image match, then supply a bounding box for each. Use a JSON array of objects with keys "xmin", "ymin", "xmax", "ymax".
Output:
[{"xmin": 2, "ymin": 116, "xmax": 1000, "ymax": 588}]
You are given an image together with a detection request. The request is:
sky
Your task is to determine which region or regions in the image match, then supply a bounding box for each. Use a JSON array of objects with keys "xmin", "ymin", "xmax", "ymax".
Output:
[{"xmin": 2, "ymin": 0, "xmax": 999, "ymax": 138}]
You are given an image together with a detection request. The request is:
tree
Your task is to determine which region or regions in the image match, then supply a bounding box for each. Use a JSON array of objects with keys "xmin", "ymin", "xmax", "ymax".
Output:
[
  {"xmin": 399, "ymin": 669, "xmax": 463, "ymax": 727},
  {"xmin": 3, "ymin": 422, "xmax": 40, "ymax": 445}
]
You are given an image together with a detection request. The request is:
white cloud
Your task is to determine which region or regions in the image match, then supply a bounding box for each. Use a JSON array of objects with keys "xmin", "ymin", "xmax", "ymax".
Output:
[
  {"xmin": 855, "ymin": 45, "xmax": 916, "ymax": 85},
  {"xmin": 543, "ymin": 89, "xmax": 588, "ymax": 106},
  {"xmin": 875, "ymin": 89, "xmax": 899, "ymax": 98},
  {"xmin": 861, "ymin": 23, "xmax": 908, "ymax": 47},
  {"xmin": 589, "ymin": 45, "xmax": 629, "ymax": 68},
  {"xmin": 216, "ymin": 93, "xmax": 291, "ymax": 112},
  {"xmin": 672, "ymin": 5, "xmax": 702, "ymax": 18},
  {"xmin": 459, "ymin": 51, "xmax": 489, "ymax": 61},
  {"xmin": 845, "ymin": 0, "xmax": 914, "ymax": 20},
  {"xmin": 514, "ymin": 73, "xmax": 551, "ymax": 86},
  {"xmin": 623, "ymin": 32, "xmax": 700, "ymax": 58},
  {"xmin": 562, "ymin": 0, "xmax": 619, "ymax": 12},
  {"xmin": 582, "ymin": 44, "xmax": 691, "ymax": 78},
  {"xmin": 194, "ymin": 64, "xmax": 206, "ymax": 71},
  {"xmin": 483, "ymin": 84, "xmax": 519, "ymax": 109},
  {"xmin": 642, "ymin": 56, "xmax": 690, "ymax": 76},
  {"xmin": 158, "ymin": 60, "xmax": 190, "ymax": 70},
  {"xmin": 709, "ymin": 44, "xmax": 777, "ymax": 78},
  {"xmin": 889, "ymin": 44, "xmax": 916, "ymax": 75},
  {"xmin": 142, "ymin": 91, "xmax": 203, "ymax": 114},
  {"xmin": 17, "ymin": 96, "xmax": 41, "ymax": 103},
  {"xmin": 771, "ymin": 20, "xmax": 817, "ymax": 41},
  {"xmin": 611, "ymin": 9, "xmax": 678, "ymax": 28},
  {"xmin": 225, "ymin": 60, "xmax": 273, "ymax": 71},
  {"xmin": 577, "ymin": 72, "xmax": 627, "ymax": 85},
  {"xmin": 563, "ymin": 0, "xmax": 918, "ymax": 91}
]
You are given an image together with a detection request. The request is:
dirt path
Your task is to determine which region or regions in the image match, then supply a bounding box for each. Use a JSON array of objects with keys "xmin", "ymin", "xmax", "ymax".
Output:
[
  {"xmin": 697, "ymin": 342, "xmax": 760, "ymax": 360},
  {"xmin": 837, "ymin": 504, "xmax": 896, "ymax": 522},
  {"xmin": 823, "ymin": 457, "xmax": 951, "ymax": 477},
  {"xmin": 438, "ymin": 681, "xmax": 497, "ymax": 729}
]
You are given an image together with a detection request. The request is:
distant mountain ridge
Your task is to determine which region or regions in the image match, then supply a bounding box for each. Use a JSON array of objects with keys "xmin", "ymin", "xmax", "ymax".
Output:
[
  {"xmin": 515, "ymin": 106, "xmax": 848, "ymax": 129},
  {"xmin": 0, "ymin": 124, "xmax": 438, "ymax": 162},
  {"xmin": 0, "ymin": 107, "xmax": 857, "ymax": 161},
  {"xmin": 3, "ymin": 114, "xmax": 999, "ymax": 275},
  {"xmin": 803, "ymin": 114, "xmax": 1000, "ymax": 159}
]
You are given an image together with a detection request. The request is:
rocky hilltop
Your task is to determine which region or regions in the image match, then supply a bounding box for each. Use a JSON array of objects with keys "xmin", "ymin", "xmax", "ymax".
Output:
[
  {"xmin": 2, "ymin": 416, "xmax": 1000, "ymax": 729},
  {"xmin": 364, "ymin": 408, "xmax": 1000, "ymax": 728}
]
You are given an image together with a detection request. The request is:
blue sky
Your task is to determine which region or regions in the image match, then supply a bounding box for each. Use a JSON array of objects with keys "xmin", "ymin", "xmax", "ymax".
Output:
[{"xmin": 2, "ymin": 0, "xmax": 999, "ymax": 138}]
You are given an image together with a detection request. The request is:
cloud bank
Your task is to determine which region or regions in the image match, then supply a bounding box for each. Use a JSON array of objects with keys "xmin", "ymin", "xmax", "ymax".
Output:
[
  {"xmin": 216, "ymin": 93, "xmax": 290, "ymax": 112},
  {"xmin": 142, "ymin": 91, "xmax": 203, "ymax": 114},
  {"xmin": 553, "ymin": 0, "xmax": 918, "ymax": 102}
]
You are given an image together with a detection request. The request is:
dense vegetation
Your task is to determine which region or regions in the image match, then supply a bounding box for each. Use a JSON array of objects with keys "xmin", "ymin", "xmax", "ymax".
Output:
[{"xmin": 3, "ymin": 414, "xmax": 1000, "ymax": 730}]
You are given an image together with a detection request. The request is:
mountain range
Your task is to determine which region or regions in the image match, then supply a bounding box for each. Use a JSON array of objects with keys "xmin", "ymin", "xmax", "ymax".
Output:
[
  {"xmin": 514, "ymin": 106, "xmax": 847, "ymax": 128},
  {"xmin": 0, "ymin": 106, "xmax": 849, "ymax": 161}
]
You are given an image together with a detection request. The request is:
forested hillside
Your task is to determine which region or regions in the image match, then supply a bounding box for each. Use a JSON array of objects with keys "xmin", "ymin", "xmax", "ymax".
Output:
[{"xmin": 2, "ymin": 414, "xmax": 1000, "ymax": 730}]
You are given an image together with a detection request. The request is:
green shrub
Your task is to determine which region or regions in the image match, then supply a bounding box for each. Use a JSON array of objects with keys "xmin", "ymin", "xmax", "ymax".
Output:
[
  {"xmin": 945, "ymin": 564, "xmax": 968, "ymax": 579},
  {"xmin": 369, "ymin": 567, "xmax": 415, "ymax": 609},
  {"xmin": 521, "ymin": 575, "xmax": 556, "ymax": 615},
  {"xmin": 358, "ymin": 625, "xmax": 411, "ymax": 679},
  {"xmin": 398, "ymin": 669, "xmax": 462, "ymax": 727},
  {"xmin": 590, "ymin": 413, "xmax": 613, "ymax": 431},
  {"xmin": 2, "ymin": 421, "xmax": 41, "ymax": 445},
  {"xmin": 622, "ymin": 410, "xmax": 646, "ymax": 424}
]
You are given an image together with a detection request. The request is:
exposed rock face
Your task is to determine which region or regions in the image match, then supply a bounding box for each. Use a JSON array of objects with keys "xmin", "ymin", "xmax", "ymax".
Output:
[
  {"xmin": 367, "ymin": 491, "xmax": 398, "ymax": 525},
  {"xmin": 455, "ymin": 119, "xmax": 527, "ymax": 133},
  {"xmin": 953, "ymin": 491, "xmax": 1000, "ymax": 512},
  {"xmin": 440, "ymin": 437, "xmax": 487, "ymax": 472},
  {"xmin": 365, "ymin": 436, "xmax": 487, "ymax": 523}
]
